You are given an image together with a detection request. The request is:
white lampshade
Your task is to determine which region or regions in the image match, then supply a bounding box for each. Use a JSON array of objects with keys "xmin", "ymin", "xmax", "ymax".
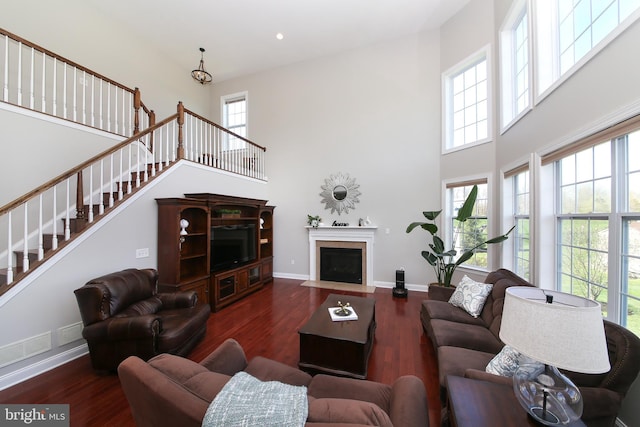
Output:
[{"xmin": 500, "ymin": 286, "xmax": 610, "ymax": 374}]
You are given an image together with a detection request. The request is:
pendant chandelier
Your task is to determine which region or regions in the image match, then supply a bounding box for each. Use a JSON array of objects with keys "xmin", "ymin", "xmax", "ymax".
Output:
[{"xmin": 191, "ymin": 47, "xmax": 213, "ymax": 85}]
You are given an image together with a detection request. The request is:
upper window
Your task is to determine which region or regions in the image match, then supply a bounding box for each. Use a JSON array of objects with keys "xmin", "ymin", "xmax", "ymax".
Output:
[
  {"xmin": 447, "ymin": 181, "xmax": 490, "ymax": 269},
  {"xmin": 500, "ymin": 0, "xmax": 531, "ymax": 131},
  {"xmin": 535, "ymin": 0, "xmax": 640, "ymax": 98},
  {"xmin": 443, "ymin": 46, "xmax": 492, "ymax": 152},
  {"xmin": 221, "ymin": 92, "xmax": 248, "ymax": 150}
]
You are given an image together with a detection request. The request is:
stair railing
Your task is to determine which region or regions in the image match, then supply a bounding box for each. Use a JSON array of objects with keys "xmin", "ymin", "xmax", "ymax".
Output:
[
  {"xmin": 0, "ymin": 102, "xmax": 267, "ymax": 295},
  {"xmin": 183, "ymin": 107, "xmax": 267, "ymax": 180},
  {"xmin": 0, "ymin": 109, "xmax": 179, "ymax": 293},
  {"xmin": 0, "ymin": 27, "xmax": 151, "ymax": 136}
]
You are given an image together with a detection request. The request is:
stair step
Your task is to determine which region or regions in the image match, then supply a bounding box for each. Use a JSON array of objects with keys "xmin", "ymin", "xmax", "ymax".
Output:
[
  {"xmin": 43, "ymin": 233, "xmax": 65, "ymax": 250},
  {"xmin": 13, "ymin": 250, "xmax": 39, "ymax": 269}
]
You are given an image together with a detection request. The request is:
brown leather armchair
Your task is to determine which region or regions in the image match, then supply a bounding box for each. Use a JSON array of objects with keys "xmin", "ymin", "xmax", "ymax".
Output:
[{"xmin": 74, "ymin": 268, "xmax": 210, "ymax": 371}]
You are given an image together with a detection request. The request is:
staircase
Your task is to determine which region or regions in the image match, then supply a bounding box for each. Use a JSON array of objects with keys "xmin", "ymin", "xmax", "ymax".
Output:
[{"xmin": 0, "ymin": 27, "xmax": 268, "ymax": 298}]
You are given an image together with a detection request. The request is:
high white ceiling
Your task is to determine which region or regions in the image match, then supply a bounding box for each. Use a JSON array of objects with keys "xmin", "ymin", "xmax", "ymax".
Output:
[{"xmin": 85, "ymin": 0, "xmax": 469, "ymax": 83}]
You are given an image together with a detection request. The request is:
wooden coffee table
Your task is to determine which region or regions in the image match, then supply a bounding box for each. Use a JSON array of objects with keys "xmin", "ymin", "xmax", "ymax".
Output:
[{"xmin": 298, "ymin": 293, "xmax": 376, "ymax": 379}]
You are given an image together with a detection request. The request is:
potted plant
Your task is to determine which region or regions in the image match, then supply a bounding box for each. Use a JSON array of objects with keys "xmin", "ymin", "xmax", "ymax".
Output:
[{"xmin": 406, "ymin": 185, "xmax": 514, "ymax": 292}]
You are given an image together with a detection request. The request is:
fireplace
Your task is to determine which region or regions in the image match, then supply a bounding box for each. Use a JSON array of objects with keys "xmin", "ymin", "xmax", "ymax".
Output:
[
  {"xmin": 307, "ymin": 226, "xmax": 376, "ymax": 286},
  {"xmin": 320, "ymin": 246, "xmax": 363, "ymax": 284}
]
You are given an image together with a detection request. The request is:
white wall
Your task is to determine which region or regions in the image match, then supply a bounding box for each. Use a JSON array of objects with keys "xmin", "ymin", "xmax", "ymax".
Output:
[
  {"xmin": 0, "ymin": 159, "xmax": 267, "ymax": 387},
  {"xmin": 0, "ymin": 106, "xmax": 124, "ymax": 205},
  {"xmin": 2, "ymin": 0, "xmax": 209, "ymax": 119},
  {"xmin": 209, "ymin": 32, "xmax": 443, "ymax": 288}
]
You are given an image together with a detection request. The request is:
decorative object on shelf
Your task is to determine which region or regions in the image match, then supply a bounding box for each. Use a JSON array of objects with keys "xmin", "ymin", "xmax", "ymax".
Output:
[
  {"xmin": 364, "ymin": 216, "xmax": 372, "ymax": 226},
  {"xmin": 332, "ymin": 221, "xmax": 349, "ymax": 227},
  {"xmin": 406, "ymin": 185, "xmax": 514, "ymax": 287},
  {"xmin": 328, "ymin": 301, "xmax": 358, "ymax": 321},
  {"xmin": 500, "ymin": 287, "xmax": 610, "ymax": 426},
  {"xmin": 191, "ymin": 47, "xmax": 213, "ymax": 85},
  {"xmin": 307, "ymin": 214, "xmax": 322, "ymax": 228},
  {"xmin": 216, "ymin": 209, "xmax": 242, "ymax": 218},
  {"xmin": 179, "ymin": 218, "xmax": 189, "ymax": 250},
  {"xmin": 260, "ymin": 218, "xmax": 265, "ymax": 229},
  {"xmin": 320, "ymin": 172, "xmax": 361, "ymax": 215}
]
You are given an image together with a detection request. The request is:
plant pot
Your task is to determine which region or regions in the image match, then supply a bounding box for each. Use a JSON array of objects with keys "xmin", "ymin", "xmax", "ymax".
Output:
[{"xmin": 428, "ymin": 283, "xmax": 455, "ymax": 301}]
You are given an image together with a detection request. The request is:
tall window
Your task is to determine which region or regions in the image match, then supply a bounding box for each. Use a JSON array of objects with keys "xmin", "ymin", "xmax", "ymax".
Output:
[
  {"xmin": 443, "ymin": 46, "xmax": 492, "ymax": 151},
  {"xmin": 551, "ymin": 123, "xmax": 640, "ymax": 335},
  {"xmin": 500, "ymin": 0, "xmax": 530, "ymax": 131},
  {"xmin": 536, "ymin": 0, "xmax": 640, "ymax": 98},
  {"xmin": 221, "ymin": 92, "xmax": 248, "ymax": 150},
  {"xmin": 513, "ymin": 170, "xmax": 531, "ymax": 280},
  {"xmin": 447, "ymin": 182, "xmax": 490, "ymax": 269}
]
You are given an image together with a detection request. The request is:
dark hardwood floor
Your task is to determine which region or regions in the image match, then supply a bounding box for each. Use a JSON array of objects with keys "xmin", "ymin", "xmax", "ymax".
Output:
[{"xmin": 0, "ymin": 278, "xmax": 440, "ymax": 426}]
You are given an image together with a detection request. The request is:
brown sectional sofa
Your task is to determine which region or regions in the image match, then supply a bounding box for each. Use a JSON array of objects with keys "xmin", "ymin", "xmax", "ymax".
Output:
[
  {"xmin": 421, "ymin": 268, "xmax": 640, "ymax": 427},
  {"xmin": 118, "ymin": 338, "xmax": 430, "ymax": 427}
]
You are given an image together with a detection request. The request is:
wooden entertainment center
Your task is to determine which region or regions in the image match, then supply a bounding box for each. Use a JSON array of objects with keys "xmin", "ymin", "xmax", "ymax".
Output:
[{"xmin": 156, "ymin": 194, "xmax": 274, "ymax": 312}]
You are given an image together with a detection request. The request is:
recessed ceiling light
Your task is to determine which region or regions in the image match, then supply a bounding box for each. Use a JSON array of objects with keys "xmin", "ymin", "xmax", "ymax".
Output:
[{"xmin": 276, "ymin": 33, "xmax": 284, "ymax": 40}]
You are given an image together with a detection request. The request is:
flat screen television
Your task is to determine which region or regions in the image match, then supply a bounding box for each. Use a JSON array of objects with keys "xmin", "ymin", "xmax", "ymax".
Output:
[{"xmin": 210, "ymin": 224, "xmax": 257, "ymax": 272}]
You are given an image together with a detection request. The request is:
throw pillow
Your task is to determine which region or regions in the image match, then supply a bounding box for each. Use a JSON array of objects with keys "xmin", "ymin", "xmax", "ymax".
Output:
[
  {"xmin": 448, "ymin": 275, "xmax": 493, "ymax": 318},
  {"xmin": 486, "ymin": 345, "xmax": 522, "ymax": 376},
  {"xmin": 485, "ymin": 346, "xmax": 543, "ymax": 377}
]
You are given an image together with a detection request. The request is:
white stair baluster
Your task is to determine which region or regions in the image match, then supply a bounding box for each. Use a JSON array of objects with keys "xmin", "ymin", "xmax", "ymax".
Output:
[
  {"xmin": 109, "ymin": 153, "xmax": 114, "ymax": 207},
  {"xmin": 38, "ymin": 194, "xmax": 44, "ymax": 260},
  {"xmin": 41, "ymin": 50, "xmax": 46, "ymax": 112},
  {"xmin": 88, "ymin": 165, "xmax": 93, "ymax": 223},
  {"xmin": 64, "ymin": 178, "xmax": 70, "ymax": 240},
  {"xmin": 3, "ymin": 35, "xmax": 8, "ymax": 102},
  {"xmin": 17, "ymin": 41, "xmax": 22, "ymax": 106},
  {"xmin": 23, "ymin": 202, "xmax": 29, "ymax": 272},
  {"xmin": 52, "ymin": 185, "xmax": 58, "ymax": 250},
  {"xmin": 99, "ymin": 159, "xmax": 104, "ymax": 215},
  {"xmin": 6, "ymin": 211, "xmax": 13, "ymax": 284},
  {"xmin": 29, "ymin": 47, "xmax": 34, "ymax": 109}
]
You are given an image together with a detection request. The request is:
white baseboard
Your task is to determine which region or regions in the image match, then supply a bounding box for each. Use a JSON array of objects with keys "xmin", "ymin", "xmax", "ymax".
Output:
[{"xmin": 0, "ymin": 344, "xmax": 88, "ymax": 391}]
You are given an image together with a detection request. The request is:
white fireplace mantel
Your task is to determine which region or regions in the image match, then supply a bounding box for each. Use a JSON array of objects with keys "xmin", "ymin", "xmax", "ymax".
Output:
[{"xmin": 307, "ymin": 226, "xmax": 377, "ymax": 286}]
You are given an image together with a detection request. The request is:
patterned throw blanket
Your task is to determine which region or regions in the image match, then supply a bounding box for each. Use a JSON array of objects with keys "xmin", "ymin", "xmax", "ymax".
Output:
[{"xmin": 202, "ymin": 371, "xmax": 308, "ymax": 427}]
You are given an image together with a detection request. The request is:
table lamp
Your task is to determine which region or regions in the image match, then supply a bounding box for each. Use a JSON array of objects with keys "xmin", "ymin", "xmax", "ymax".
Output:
[{"xmin": 499, "ymin": 287, "xmax": 610, "ymax": 426}]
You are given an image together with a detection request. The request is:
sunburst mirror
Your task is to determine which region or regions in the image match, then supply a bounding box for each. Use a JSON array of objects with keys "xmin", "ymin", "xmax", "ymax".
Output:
[{"xmin": 320, "ymin": 172, "xmax": 361, "ymax": 215}]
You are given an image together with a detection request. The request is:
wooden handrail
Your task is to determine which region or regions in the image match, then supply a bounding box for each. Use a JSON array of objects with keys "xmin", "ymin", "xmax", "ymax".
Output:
[
  {"xmin": 0, "ymin": 27, "xmax": 135, "ymax": 94},
  {"xmin": 183, "ymin": 107, "xmax": 266, "ymax": 152},
  {"xmin": 0, "ymin": 113, "xmax": 178, "ymax": 216}
]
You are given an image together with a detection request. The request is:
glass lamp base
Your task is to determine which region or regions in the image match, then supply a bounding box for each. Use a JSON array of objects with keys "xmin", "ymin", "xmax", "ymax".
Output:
[{"xmin": 513, "ymin": 363, "xmax": 583, "ymax": 426}]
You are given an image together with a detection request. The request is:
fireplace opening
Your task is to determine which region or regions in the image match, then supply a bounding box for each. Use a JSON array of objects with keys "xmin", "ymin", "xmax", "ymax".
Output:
[{"xmin": 320, "ymin": 247, "xmax": 363, "ymax": 284}]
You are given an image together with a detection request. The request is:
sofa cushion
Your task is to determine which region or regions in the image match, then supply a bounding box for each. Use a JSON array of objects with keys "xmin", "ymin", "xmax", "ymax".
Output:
[
  {"xmin": 114, "ymin": 296, "xmax": 162, "ymax": 317},
  {"xmin": 307, "ymin": 374, "xmax": 392, "ymax": 415},
  {"xmin": 438, "ymin": 346, "xmax": 496, "ymax": 389},
  {"xmin": 429, "ymin": 319, "xmax": 504, "ymax": 353},
  {"xmin": 448, "ymin": 276, "xmax": 493, "ymax": 318},
  {"xmin": 307, "ymin": 398, "xmax": 393, "ymax": 427},
  {"xmin": 155, "ymin": 306, "xmax": 211, "ymax": 353},
  {"xmin": 246, "ymin": 356, "xmax": 312, "ymax": 386},
  {"xmin": 421, "ymin": 300, "xmax": 486, "ymax": 326}
]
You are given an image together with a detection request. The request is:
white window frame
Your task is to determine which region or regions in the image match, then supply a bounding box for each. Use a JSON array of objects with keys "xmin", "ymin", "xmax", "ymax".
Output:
[
  {"xmin": 533, "ymin": 0, "xmax": 640, "ymax": 103},
  {"xmin": 443, "ymin": 175, "xmax": 498, "ymax": 274},
  {"xmin": 221, "ymin": 91, "xmax": 248, "ymax": 150},
  {"xmin": 537, "ymin": 114, "xmax": 640, "ymax": 336},
  {"xmin": 442, "ymin": 45, "xmax": 493, "ymax": 154},
  {"xmin": 499, "ymin": 0, "xmax": 533, "ymax": 133}
]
